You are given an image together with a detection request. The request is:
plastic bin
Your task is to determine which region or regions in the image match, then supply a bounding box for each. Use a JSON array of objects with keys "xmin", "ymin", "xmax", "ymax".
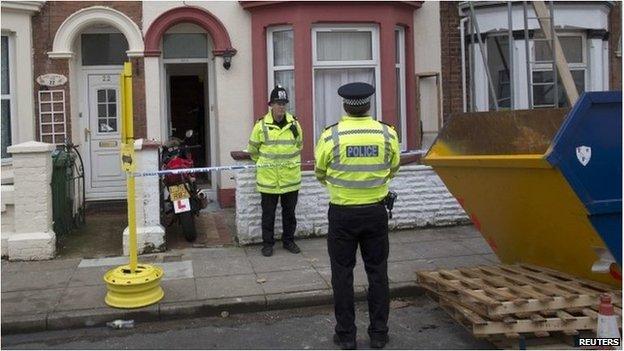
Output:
[
  {"xmin": 52, "ymin": 147, "xmax": 76, "ymax": 237},
  {"xmin": 423, "ymin": 91, "xmax": 622, "ymax": 286}
]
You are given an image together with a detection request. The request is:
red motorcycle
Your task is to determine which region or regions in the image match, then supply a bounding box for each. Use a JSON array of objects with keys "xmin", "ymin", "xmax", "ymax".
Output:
[{"xmin": 160, "ymin": 130, "xmax": 207, "ymax": 242}]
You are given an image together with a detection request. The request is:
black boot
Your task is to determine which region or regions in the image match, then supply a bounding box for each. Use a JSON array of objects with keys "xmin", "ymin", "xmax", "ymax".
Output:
[
  {"xmin": 333, "ymin": 334, "xmax": 356, "ymax": 350},
  {"xmin": 261, "ymin": 246, "xmax": 273, "ymax": 257},
  {"xmin": 283, "ymin": 241, "xmax": 301, "ymax": 254},
  {"xmin": 369, "ymin": 335, "xmax": 389, "ymax": 349}
]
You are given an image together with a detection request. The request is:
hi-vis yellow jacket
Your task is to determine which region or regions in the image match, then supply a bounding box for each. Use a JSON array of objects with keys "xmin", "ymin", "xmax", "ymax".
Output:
[
  {"xmin": 314, "ymin": 116, "xmax": 400, "ymax": 205},
  {"xmin": 248, "ymin": 111, "xmax": 303, "ymax": 194}
]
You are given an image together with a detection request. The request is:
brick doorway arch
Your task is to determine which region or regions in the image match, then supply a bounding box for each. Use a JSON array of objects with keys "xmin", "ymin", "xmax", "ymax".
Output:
[{"xmin": 144, "ymin": 6, "xmax": 237, "ymax": 59}]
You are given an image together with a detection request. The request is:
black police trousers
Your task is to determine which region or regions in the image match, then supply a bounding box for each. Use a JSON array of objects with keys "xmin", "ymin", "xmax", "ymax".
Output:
[
  {"xmin": 261, "ymin": 191, "xmax": 298, "ymax": 247},
  {"xmin": 327, "ymin": 202, "xmax": 389, "ymax": 342}
]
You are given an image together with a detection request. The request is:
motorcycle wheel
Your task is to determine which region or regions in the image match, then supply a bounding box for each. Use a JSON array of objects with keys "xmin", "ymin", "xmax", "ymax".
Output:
[{"xmin": 180, "ymin": 212, "xmax": 197, "ymax": 242}]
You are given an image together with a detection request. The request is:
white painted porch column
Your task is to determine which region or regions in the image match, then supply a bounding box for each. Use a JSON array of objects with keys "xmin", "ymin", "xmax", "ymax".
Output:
[
  {"xmin": 588, "ymin": 38, "xmax": 607, "ymax": 91},
  {"xmin": 7, "ymin": 141, "xmax": 56, "ymax": 260},
  {"xmin": 144, "ymin": 57, "xmax": 163, "ymax": 141},
  {"xmin": 122, "ymin": 139, "xmax": 166, "ymax": 255}
]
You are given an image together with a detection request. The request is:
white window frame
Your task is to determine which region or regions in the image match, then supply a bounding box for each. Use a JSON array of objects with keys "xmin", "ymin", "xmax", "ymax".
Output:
[
  {"xmin": 312, "ymin": 24, "xmax": 382, "ymax": 142},
  {"xmin": 162, "ymin": 33, "xmax": 210, "ymax": 64},
  {"xmin": 38, "ymin": 90, "xmax": 67, "ymax": 145},
  {"xmin": 530, "ymin": 32, "xmax": 587, "ymax": 108},
  {"xmin": 395, "ymin": 27, "xmax": 407, "ymax": 151},
  {"xmin": 267, "ymin": 25, "xmax": 294, "ymax": 100},
  {"xmin": 1, "ymin": 33, "xmax": 16, "ymax": 164}
]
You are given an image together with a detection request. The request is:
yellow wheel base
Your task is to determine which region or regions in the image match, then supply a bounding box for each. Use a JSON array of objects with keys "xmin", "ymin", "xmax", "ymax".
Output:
[{"xmin": 103, "ymin": 264, "xmax": 164, "ymax": 309}]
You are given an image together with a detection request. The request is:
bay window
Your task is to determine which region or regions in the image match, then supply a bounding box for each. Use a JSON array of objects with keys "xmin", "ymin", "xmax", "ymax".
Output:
[
  {"xmin": 395, "ymin": 27, "xmax": 407, "ymax": 150},
  {"xmin": 312, "ymin": 26, "xmax": 381, "ymax": 140},
  {"xmin": 1, "ymin": 34, "xmax": 13, "ymax": 160},
  {"xmin": 531, "ymin": 32, "xmax": 586, "ymax": 108},
  {"xmin": 267, "ymin": 26, "xmax": 295, "ymax": 114}
]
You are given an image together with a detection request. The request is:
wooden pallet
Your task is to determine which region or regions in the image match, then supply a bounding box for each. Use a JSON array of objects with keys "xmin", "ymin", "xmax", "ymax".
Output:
[
  {"xmin": 417, "ymin": 263, "xmax": 622, "ymax": 318},
  {"xmin": 434, "ymin": 293, "xmax": 622, "ymax": 338}
]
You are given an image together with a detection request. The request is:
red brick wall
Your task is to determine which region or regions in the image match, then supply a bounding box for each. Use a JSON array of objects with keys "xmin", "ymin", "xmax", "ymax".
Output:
[
  {"xmin": 609, "ymin": 2, "xmax": 622, "ymax": 90},
  {"xmin": 32, "ymin": 1, "xmax": 146, "ymax": 142},
  {"xmin": 439, "ymin": 1, "xmax": 464, "ymax": 120}
]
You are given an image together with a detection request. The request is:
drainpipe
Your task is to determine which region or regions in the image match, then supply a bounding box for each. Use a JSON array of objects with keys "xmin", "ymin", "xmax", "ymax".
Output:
[{"xmin": 459, "ymin": 17, "xmax": 468, "ymax": 113}]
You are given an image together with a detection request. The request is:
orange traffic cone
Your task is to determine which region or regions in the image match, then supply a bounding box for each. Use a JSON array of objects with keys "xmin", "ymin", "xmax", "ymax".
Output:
[{"xmin": 597, "ymin": 293, "xmax": 621, "ymax": 341}]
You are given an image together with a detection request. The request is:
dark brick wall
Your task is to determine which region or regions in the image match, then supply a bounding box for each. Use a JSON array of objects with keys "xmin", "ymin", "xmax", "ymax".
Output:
[
  {"xmin": 439, "ymin": 1, "xmax": 464, "ymax": 120},
  {"xmin": 32, "ymin": 1, "xmax": 146, "ymax": 142},
  {"xmin": 609, "ymin": 2, "xmax": 622, "ymax": 90}
]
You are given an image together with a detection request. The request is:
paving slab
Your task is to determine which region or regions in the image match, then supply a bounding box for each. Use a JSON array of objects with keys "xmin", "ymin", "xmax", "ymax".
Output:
[
  {"xmin": 246, "ymin": 249, "xmax": 312, "ymax": 273},
  {"xmin": 68, "ymin": 266, "xmax": 110, "ymax": 287},
  {"xmin": 388, "ymin": 259, "xmax": 436, "ymax": 283},
  {"xmin": 1, "ymin": 258, "xmax": 80, "ymax": 273},
  {"xmin": 77, "ymin": 256, "xmax": 134, "ymax": 268},
  {"xmin": 430, "ymin": 254, "xmax": 493, "ymax": 270},
  {"xmin": 160, "ymin": 261, "xmax": 194, "ymax": 281},
  {"xmin": 259, "ymin": 268, "xmax": 329, "ymax": 294},
  {"xmin": 161, "ymin": 278, "xmax": 197, "ymax": 302},
  {"xmin": 316, "ymin": 264, "xmax": 369, "ymax": 288},
  {"xmin": 190, "ymin": 247, "xmax": 248, "ymax": 260},
  {"xmin": 196, "ymin": 274, "xmax": 263, "ymax": 299},
  {"xmin": 78, "ymin": 254, "xmax": 164, "ymax": 268},
  {"xmin": 400, "ymin": 240, "xmax": 475, "ymax": 260},
  {"xmin": 390, "ymin": 226, "xmax": 479, "ymax": 244},
  {"xmin": 458, "ymin": 237, "xmax": 495, "ymax": 255},
  {"xmin": 481, "ymin": 253, "xmax": 501, "ymax": 264},
  {"xmin": 1, "ymin": 269, "xmax": 74, "ymax": 292},
  {"xmin": 192, "ymin": 255, "xmax": 253, "ymax": 277},
  {"xmin": 295, "ymin": 238, "xmax": 328, "ymax": 251},
  {"xmin": 1, "ymin": 288, "xmax": 64, "ymax": 316},
  {"xmin": 55, "ymin": 285, "xmax": 108, "ymax": 311}
]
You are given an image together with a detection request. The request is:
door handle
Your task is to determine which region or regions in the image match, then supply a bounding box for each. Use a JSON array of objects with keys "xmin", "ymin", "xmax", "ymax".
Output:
[{"xmin": 84, "ymin": 128, "xmax": 91, "ymax": 142}]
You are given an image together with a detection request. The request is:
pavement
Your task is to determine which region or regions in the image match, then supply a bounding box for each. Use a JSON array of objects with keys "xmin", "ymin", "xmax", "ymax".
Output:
[{"xmin": 1, "ymin": 225, "xmax": 499, "ymax": 335}]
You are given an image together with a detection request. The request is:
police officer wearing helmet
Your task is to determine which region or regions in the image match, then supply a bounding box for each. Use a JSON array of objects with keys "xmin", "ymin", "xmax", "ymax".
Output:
[
  {"xmin": 315, "ymin": 83, "xmax": 400, "ymax": 349},
  {"xmin": 248, "ymin": 86, "xmax": 303, "ymax": 257}
]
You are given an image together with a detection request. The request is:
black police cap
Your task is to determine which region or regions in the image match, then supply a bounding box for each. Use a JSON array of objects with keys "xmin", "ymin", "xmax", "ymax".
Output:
[
  {"xmin": 338, "ymin": 82, "xmax": 375, "ymax": 106},
  {"xmin": 268, "ymin": 86, "xmax": 289, "ymax": 105}
]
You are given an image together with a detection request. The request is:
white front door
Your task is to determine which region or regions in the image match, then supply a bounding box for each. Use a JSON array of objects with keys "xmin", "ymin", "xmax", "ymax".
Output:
[{"xmin": 84, "ymin": 73, "xmax": 125, "ymax": 200}]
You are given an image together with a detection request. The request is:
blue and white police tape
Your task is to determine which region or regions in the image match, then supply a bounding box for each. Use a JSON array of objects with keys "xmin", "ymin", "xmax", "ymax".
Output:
[
  {"xmin": 132, "ymin": 160, "xmax": 315, "ymax": 177},
  {"xmin": 131, "ymin": 149, "xmax": 428, "ymax": 177}
]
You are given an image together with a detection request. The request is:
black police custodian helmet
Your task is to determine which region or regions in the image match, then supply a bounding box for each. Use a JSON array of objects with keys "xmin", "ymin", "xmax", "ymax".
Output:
[
  {"xmin": 268, "ymin": 85, "xmax": 289, "ymax": 105},
  {"xmin": 338, "ymin": 82, "xmax": 375, "ymax": 106}
]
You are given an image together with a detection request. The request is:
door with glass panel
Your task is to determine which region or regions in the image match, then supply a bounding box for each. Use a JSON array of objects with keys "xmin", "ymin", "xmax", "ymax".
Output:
[
  {"xmin": 86, "ymin": 74, "xmax": 125, "ymax": 198},
  {"xmin": 80, "ymin": 31, "xmax": 127, "ymax": 200}
]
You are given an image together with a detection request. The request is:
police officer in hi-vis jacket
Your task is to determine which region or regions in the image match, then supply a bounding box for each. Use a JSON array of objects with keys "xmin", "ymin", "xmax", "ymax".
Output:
[
  {"xmin": 248, "ymin": 86, "xmax": 303, "ymax": 257},
  {"xmin": 315, "ymin": 82, "xmax": 400, "ymax": 350}
]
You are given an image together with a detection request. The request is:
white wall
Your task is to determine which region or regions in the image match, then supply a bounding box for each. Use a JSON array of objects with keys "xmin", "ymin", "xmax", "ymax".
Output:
[
  {"xmin": 235, "ymin": 165, "xmax": 469, "ymax": 245},
  {"xmin": 142, "ymin": 2, "xmax": 254, "ymax": 190},
  {"xmin": 413, "ymin": 2, "xmax": 442, "ymax": 150},
  {"xmin": 1, "ymin": 8, "xmax": 37, "ymax": 145},
  {"xmin": 1, "ymin": 185, "xmax": 15, "ymax": 257}
]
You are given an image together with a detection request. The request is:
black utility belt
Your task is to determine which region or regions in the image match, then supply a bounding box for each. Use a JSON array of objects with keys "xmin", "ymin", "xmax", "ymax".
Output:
[{"xmin": 329, "ymin": 202, "xmax": 384, "ymax": 209}]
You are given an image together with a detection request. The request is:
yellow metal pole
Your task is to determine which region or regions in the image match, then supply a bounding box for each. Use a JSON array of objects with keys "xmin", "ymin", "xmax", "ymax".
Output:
[
  {"xmin": 123, "ymin": 62, "xmax": 138, "ymax": 273},
  {"xmin": 104, "ymin": 61, "xmax": 164, "ymax": 308}
]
